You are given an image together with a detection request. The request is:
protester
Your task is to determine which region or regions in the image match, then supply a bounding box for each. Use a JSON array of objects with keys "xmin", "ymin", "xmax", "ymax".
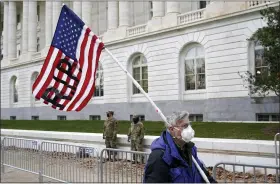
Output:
[
  {"xmin": 128, "ymin": 115, "xmax": 145, "ymax": 164},
  {"xmin": 143, "ymin": 111, "xmax": 217, "ymax": 183},
  {"xmin": 103, "ymin": 110, "xmax": 118, "ymax": 161}
]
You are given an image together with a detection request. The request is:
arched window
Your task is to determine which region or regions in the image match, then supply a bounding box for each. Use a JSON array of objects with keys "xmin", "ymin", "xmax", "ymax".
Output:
[
  {"xmin": 132, "ymin": 54, "xmax": 148, "ymax": 94},
  {"xmin": 94, "ymin": 64, "xmax": 104, "ymax": 97},
  {"xmin": 183, "ymin": 44, "xmax": 205, "ymax": 90},
  {"xmin": 10, "ymin": 76, "xmax": 18, "ymax": 103},
  {"xmin": 31, "ymin": 72, "xmax": 39, "ymax": 102},
  {"xmin": 254, "ymin": 40, "xmax": 268, "ymax": 80}
]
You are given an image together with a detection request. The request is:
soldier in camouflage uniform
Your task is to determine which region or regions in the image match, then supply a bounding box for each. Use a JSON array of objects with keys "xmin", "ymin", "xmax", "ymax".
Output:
[
  {"xmin": 127, "ymin": 115, "xmax": 145, "ymax": 164},
  {"xmin": 103, "ymin": 111, "xmax": 118, "ymax": 161}
]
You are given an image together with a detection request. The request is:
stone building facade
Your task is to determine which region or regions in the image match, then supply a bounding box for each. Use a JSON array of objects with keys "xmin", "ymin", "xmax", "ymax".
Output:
[{"xmin": 0, "ymin": 1, "xmax": 279, "ymax": 122}]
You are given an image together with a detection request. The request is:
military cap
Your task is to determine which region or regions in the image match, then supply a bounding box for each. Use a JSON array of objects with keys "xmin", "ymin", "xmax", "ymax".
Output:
[
  {"xmin": 132, "ymin": 114, "xmax": 139, "ymax": 119},
  {"xmin": 106, "ymin": 111, "xmax": 114, "ymax": 115}
]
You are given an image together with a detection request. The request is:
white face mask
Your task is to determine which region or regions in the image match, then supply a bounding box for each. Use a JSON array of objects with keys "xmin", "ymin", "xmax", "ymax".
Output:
[
  {"xmin": 181, "ymin": 125, "xmax": 195, "ymax": 142},
  {"xmin": 174, "ymin": 125, "xmax": 195, "ymax": 143}
]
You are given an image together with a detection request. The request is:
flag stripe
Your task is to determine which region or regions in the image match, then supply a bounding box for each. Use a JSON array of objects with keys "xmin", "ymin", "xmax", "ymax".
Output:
[
  {"xmin": 32, "ymin": 47, "xmax": 55, "ymax": 97},
  {"xmin": 71, "ymin": 35, "xmax": 98, "ymax": 111},
  {"xmin": 60, "ymin": 27, "xmax": 89, "ymax": 111},
  {"xmin": 65, "ymin": 28, "xmax": 93, "ymax": 111},
  {"xmin": 76, "ymin": 36, "xmax": 104, "ymax": 111},
  {"xmin": 37, "ymin": 50, "xmax": 63, "ymax": 99},
  {"xmin": 54, "ymin": 59, "xmax": 77, "ymax": 109},
  {"xmin": 33, "ymin": 48, "xmax": 61, "ymax": 98}
]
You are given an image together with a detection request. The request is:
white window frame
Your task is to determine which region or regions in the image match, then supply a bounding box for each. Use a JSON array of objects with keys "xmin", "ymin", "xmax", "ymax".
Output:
[
  {"xmin": 57, "ymin": 116, "xmax": 67, "ymax": 120},
  {"xmin": 189, "ymin": 114, "xmax": 203, "ymax": 122},
  {"xmin": 89, "ymin": 115, "xmax": 101, "ymax": 120},
  {"xmin": 31, "ymin": 72, "xmax": 40, "ymax": 105},
  {"xmin": 131, "ymin": 54, "xmax": 148, "ymax": 95},
  {"xmin": 256, "ymin": 113, "xmax": 279, "ymax": 122},
  {"xmin": 183, "ymin": 44, "xmax": 206, "ymax": 91},
  {"xmin": 31, "ymin": 116, "xmax": 39, "ymax": 120},
  {"xmin": 10, "ymin": 76, "xmax": 18, "ymax": 105},
  {"xmin": 94, "ymin": 63, "xmax": 104, "ymax": 97},
  {"xmin": 10, "ymin": 116, "xmax": 16, "ymax": 120},
  {"xmin": 248, "ymin": 40, "xmax": 274, "ymax": 97}
]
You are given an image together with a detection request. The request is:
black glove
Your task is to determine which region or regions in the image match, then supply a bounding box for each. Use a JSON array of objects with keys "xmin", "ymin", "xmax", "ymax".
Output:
[
  {"xmin": 103, "ymin": 135, "xmax": 105, "ymax": 139},
  {"xmin": 127, "ymin": 137, "xmax": 130, "ymax": 142}
]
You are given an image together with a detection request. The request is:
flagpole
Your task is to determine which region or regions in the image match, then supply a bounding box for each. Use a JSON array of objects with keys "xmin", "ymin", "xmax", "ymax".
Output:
[{"xmin": 104, "ymin": 47, "xmax": 210, "ymax": 183}]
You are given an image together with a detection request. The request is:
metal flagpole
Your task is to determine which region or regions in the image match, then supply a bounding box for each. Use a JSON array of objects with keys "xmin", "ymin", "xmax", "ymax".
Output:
[{"xmin": 104, "ymin": 47, "xmax": 210, "ymax": 183}]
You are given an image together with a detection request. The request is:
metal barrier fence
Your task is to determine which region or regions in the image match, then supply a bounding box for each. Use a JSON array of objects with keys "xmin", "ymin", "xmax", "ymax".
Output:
[
  {"xmin": 99, "ymin": 148, "xmax": 150, "ymax": 183},
  {"xmin": 40, "ymin": 142, "xmax": 100, "ymax": 183},
  {"xmin": 213, "ymin": 162, "xmax": 280, "ymax": 183},
  {"xmin": 274, "ymin": 133, "xmax": 280, "ymax": 165},
  {"xmin": 1, "ymin": 137, "xmax": 100, "ymax": 183},
  {"xmin": 1, "ymin": 137, "xmax": 41, "ymax": 180},
  {"xmin": 2, "ymin": 136, "xmax": 280, "ymax": 183}
]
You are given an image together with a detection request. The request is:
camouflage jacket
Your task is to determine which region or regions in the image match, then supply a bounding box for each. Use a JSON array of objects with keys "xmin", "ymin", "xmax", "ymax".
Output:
[
  {"xmin": 128, "ymin": 122, "xmax": 144, "ymax": 141},
  {"xmin": 103, "ymin": 117, "xmax": 118, "ymax": 138}
]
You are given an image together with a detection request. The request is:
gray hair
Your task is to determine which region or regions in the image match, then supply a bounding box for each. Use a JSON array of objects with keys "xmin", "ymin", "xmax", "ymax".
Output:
[{"xmin": 165, "ymin": 111, "xmax": 190, "ymax": 129}]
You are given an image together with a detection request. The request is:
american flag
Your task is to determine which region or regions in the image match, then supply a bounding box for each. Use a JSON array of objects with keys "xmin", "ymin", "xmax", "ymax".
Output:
[{"xmin": 32, "ymin": 5, "xmax": 104, "ymax": 111}]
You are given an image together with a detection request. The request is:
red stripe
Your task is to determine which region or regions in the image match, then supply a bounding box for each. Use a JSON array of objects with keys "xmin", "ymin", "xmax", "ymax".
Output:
[
  {"xmin": 67, "ymin": 31, "xmax": 96, "ymax": 111},
  {"xmin": 32, "ymin": 47, "xmax": 54, "ymax": 99},
  {"xmin": 37, "ymin": 50, "xmax": 63, "ymax": 99},
  {"xmin": 48, "ymin": 57, "xmax": 67, "ymax": 99},
  {"xmin": 76, "ymin": 38, "xmax": 104, "ymax": 111},
  {"xmin": 54, "ymin": 61, "xmax": 78, "ymax": 110},
  {"xmin": 62, "ymin": 28, "xmax": 91, "ymax": 111},
  {"xmin": 50, "ymin": 59, "xmax": 68, "ymax": 109}
]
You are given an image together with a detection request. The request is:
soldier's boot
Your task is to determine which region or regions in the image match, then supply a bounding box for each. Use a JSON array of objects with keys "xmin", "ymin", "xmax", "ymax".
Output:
[
  {"xmin": 132, "ymin": 154, "xmax": 136, "ymax": 164},
  {"xmin": 110, "ymin": 151, "xmax": 117, "ymax": 162},
  {"xmin": 106, "ymin": 150, "xmax": 111, "ymax": 161}
]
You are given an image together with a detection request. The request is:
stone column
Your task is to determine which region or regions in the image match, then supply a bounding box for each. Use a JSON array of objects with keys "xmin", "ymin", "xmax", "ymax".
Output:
[
  {"xmin": 3, "ymin": 1, "xmax": 9, "ymax": 58},
  {"xmin": 8, "ymin": 1, "xmax": 17, "ymax": 59},
  {"xmin": 22, "ymin": 1, "xmax": 28, "ymax": 54},
  {"xmin": 73, "ymin": 2, "xmax": 82, "ymax": 17},
  {"xmin": 107, "ymin": 2, "xmax": 118, "ymax": 30},
  {"xmin": 52, "ymin": 1, "xmax": 61, "ymax": 34},
  {"xmin": 28, "ymin": 1, "xmax": 37, "ymax": 53},
  {"xmin": 119, "ymin": 2, "xmax": 130, "ymax": 27},
  {"xmin": 45, "ymin": 1, "xmax": 52, "ymax": 46},
  {"xmin": 152, "ymin": 2, "xmax": 165, "ymax": 17},
  {"xmin": 166, "ymin": 2, "xmax": 180, "ymax": 14},
  {"xmin": 162, "ymin": 2, "xmax": 180, "ymax": 28},
  {"xmin": 82, "ymin": 2, "xmax": 92, "ymax": 27}
]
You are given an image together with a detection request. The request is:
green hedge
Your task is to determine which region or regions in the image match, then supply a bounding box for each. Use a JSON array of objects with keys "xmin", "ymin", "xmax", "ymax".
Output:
[{"xmin": 1, "ymin": 120, "xmax": 279, "ymax": 140}]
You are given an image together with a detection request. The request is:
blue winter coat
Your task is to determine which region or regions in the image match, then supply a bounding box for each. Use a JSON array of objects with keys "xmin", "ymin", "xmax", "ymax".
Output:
[{"xmin": 143, "ymin": 131, "xmax": 216, "ymax": 183}]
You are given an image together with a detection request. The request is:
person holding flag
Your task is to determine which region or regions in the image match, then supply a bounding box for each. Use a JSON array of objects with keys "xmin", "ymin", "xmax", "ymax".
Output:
[
  {"xmin": 33, "ymin": 4, "xmax": 213, "ymax": 183},
  {"xmin": 143, "ymin": 111, "xmax": 217, "ymax": 183}
]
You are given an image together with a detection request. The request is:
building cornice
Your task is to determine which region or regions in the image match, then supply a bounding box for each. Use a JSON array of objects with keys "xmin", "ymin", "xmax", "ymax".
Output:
[{"xmin": 1, "ymin": 1, "xmax": 278, "ymax": 71}]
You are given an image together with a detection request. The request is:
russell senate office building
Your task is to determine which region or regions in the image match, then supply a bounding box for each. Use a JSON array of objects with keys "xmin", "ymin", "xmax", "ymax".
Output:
[{"xmin": 0, "ymin": 1, "xmax": 279, "ymax": 122}]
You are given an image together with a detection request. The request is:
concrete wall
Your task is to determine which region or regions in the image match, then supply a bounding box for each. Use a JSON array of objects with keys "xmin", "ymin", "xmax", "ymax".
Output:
[{"xmin": 1, "ymin": 129, "xmax": 279, "ymax": 173}]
